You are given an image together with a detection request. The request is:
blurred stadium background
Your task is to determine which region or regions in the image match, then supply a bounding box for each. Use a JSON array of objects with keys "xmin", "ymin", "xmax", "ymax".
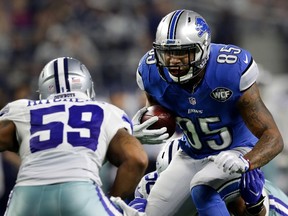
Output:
[{"xmin": 0, "ymin": 0, "xmax": 288, "ymax": 214}]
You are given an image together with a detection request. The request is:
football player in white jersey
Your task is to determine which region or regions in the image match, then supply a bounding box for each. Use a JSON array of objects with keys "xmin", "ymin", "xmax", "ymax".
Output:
[
  {"xmin": 0, "ymin": 57, "xmax": 148, "ymax": 216},
  {"xmin": 130, "ymin": 137, "xmax": 288, "ymax": 216},
  {"xmin": 132, "ymin": 9, "xmax": 283, "ymax": 216}
]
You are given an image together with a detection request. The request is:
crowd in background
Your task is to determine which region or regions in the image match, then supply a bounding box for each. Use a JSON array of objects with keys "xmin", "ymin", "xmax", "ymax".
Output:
[{"xmin": 0, "ymin": 0, "xmax": 288, "ymax": 214}]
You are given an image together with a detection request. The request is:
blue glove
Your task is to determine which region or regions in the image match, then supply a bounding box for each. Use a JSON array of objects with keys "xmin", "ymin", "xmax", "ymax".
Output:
[
  {"xmin": 240, "ymin": 168, "xmax": 265, "ymax": 205},
  {"xmin": 128, "ymin": 197, "xmax": 147, "ymax": 212}
]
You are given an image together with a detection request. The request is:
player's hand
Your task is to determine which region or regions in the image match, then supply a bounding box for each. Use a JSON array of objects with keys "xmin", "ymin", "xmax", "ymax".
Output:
[
  {"xmin": 128, "ymin": 197, "xmax": 147, "ymax": 212},
  {"xmin": 110, "ymin": 196, "xmax": 146, "ymax": 216},
  {"xmin": 240, "ymin": 168, "xmax": 265, "ymax": 205},
  {"xmin": 132, "ymin": 107, "xmax": 169, "ymax": 144},
  {"xmin": 208, "ymin": 151, "xmax": 250, "ymax": 174}
]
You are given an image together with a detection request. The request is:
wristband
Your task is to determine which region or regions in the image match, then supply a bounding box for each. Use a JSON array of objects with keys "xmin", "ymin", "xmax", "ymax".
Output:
[
  {"xmin": 246, "ymin": 158, "xmax": 251, "ymax": 171},
  {"xmin": 245, "ymin": 195, "xmax": 265, "ymax": 215}
]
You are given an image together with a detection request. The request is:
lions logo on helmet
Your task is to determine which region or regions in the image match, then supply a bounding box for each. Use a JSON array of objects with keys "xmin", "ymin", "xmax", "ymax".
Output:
[
  {"xmin": 195, "ymin": 17, "xmax": 211, "ymax": 37},
  {"xmin": 38, "ymin": 57, "xmax": 96, "ymax": 100}
]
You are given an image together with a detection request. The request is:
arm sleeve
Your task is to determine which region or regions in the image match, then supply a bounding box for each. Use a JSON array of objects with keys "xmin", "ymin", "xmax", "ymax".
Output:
[{"xmin": 239, "ymin": 60, "xmax": 259, "ymax": 91}]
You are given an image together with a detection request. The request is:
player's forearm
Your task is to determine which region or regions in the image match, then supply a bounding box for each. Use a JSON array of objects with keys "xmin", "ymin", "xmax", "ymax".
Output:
[
  {"xmin": 243, "ymin": 201, "xmax": 266, "ymax": 216},
  {"xmin": 0, "ymin": 120, "xmax": 18, "ymax": 152},
  {"xmin": 109, "ymin": 159, "xmax": 147, "ymax": 199},
  {"xmin": 243, "ymin": 208, "xmax": 266, "ymax": 216},
  {"xmin": 238, "ymin": 83, "xmax": 284, "ymax": 169},
  {"xmin": 229, "ymin": 197, "xmax": 266, "ymax": 216},
  {"xmin": 244, "ymin": 129, "xmax": 283, "ymax": 170}
]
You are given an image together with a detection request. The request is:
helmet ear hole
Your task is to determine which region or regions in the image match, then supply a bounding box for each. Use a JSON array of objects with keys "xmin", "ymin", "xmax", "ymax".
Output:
[
  {"xmin": 38, "ymin": 57, "xmax": 95, "ymax": 100},
  {"xmin": 153, "ymin": 9, "xmax": 211, "ymax": 83}
]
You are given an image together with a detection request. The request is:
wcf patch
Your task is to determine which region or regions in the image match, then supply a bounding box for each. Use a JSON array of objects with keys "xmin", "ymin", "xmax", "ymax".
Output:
[{"xmin": 210, "ymin": 87, "xmax": 233, "ymax": 102}]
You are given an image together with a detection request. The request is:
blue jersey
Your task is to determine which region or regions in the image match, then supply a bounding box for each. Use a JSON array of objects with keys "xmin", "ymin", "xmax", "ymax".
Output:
[{"xmin": 137, "ymin": 44, "xmax": 259, "ymax": 158}]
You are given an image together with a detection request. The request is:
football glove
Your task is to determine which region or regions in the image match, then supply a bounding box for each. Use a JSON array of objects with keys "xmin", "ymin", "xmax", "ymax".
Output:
[
  {"xmin": 208, "ymin": 151, "xmax": 250, "ymax": 174},
  {"xmin": 240, "ymin": 168, "xmax": 265, "ymax": 205},
  {"xmin": 132, "ymin": 107, "xmax": 169, "ymax": 144},
  {"xmin": 110, "ymin": 196, "xmax": 146, "ymax": 216},
  {"xmin": 128, "ymin": 197, "xmax": 147, "ymax": 212}
]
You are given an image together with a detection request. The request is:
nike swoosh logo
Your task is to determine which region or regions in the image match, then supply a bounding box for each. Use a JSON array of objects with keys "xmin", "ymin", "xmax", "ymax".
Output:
[
  {"xmin": 250, "ymin": 190, "xmax": 260, "ymax": 196},
  {"xmin": 243, "ymin": 54, "xmax": 249, "ymax": 64}
]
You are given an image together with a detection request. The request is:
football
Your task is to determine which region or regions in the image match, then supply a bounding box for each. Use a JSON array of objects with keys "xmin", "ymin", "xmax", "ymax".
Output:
[{"xmin": 140, "ymin": 105, "xmax": 176, "ymax": 138}]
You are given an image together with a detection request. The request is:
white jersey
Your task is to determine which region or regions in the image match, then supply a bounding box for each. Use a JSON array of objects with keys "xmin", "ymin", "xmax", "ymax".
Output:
[
  {"xmin": 135, "ymin": 171, "xmax": 158, "ymax": 199},
  {"xmin": 0, "ymin": 92, "xmax": 132, "ymax": 187},
  {"xmin": 135, "ymin": 169, "xmax": 196, "ymax": 216},
  {"xmin": 263, "ymin": 180, "xmax": 288, "ymax": 216}
]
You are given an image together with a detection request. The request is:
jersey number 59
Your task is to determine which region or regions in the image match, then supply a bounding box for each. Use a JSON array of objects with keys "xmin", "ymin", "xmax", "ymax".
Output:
[{"xmin": 30, "ymin": 104, "xmax": 103, "ymax": 153}]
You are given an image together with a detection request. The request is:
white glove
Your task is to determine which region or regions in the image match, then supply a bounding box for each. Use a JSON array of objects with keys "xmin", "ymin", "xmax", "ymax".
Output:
[
  {"xmin": 132, "ymin": 107, "xmax": 169, "ymax": 144},
  {"xmin": 208, "ymin": 151, "xmax": 250, "ymax": 174},
  {"xmin": 110, "ymin": 196, "xmax": 146, "ymax": 216}
]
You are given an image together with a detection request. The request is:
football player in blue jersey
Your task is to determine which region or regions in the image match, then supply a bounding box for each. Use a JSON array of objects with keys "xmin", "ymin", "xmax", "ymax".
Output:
[
  {"xmin": 132, "ymin": 9, "xmax": 284, "ymax": 216},
  {"xmin": 0, "ymin": 57, "xmax": 148, "ymax": 216},
  {"xmin": 129, "ymin": 137, "xmax": 288, "ymax": 216}
]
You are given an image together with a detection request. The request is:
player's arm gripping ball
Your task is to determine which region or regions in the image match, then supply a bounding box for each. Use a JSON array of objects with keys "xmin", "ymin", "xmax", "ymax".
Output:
[{"xmin": 132, "ymin": 106, "xmax": 175, "ymax": 144}]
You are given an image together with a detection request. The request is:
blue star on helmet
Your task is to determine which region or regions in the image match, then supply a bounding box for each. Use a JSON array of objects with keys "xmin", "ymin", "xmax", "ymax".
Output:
[{"xmin": 195, "ymin": 17, "xmax": 211, "ymax": 37}]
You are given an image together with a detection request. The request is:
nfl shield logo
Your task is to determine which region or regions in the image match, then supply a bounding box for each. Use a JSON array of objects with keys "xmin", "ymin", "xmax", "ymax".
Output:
[{"xmin": 189, "ymin": 97, "xmax": 196, "ymax": 105}]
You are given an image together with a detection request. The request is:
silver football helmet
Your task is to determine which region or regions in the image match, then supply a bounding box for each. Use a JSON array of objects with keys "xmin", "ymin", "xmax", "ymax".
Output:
[
  {"xmin": 156, "ymin": 137, "xmax": 181, "ymax": 174},
  {"xmin": 153, "ymin": 9, "xmax": 211, "ymax": 83},
  {"xmin": 38, "ymin": 57, "xmax": 96, "ymax": 100}
]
